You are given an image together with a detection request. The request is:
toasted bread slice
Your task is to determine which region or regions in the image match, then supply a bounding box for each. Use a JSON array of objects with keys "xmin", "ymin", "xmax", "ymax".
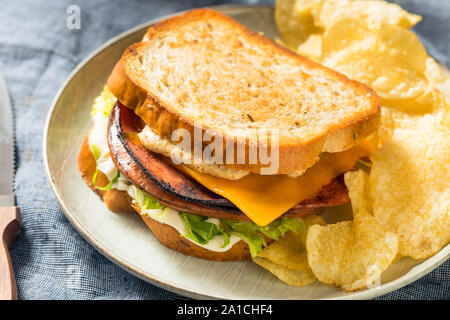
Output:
[{"xmin": 108, "ymin": 8, "xmax": 380, "ymax": 174}]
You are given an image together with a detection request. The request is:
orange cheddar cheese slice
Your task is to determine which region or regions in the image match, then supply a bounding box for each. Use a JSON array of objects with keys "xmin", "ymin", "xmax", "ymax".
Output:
[{"xmin": 179, "ymin": 142, "xmax": 373, "ymax": 226}]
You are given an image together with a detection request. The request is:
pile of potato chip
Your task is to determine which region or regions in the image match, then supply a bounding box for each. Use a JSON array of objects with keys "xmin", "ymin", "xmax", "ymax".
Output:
[{"xmin": 253, "ymin": 0, "xmax": 450, "ymax": 291}]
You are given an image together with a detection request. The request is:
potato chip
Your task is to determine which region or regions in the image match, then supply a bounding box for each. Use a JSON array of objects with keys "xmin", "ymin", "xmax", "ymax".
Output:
[
  {"xmin": 306, "ymin": 170, "xmax": 398, "ymax": 291},
  {"xmin": 258, "ymin": 231, "xmax": 311, "ymax": 269},
  {"xmin": 315, "ymin": 0, "xmax": 421, "ymax": 29},
  {"xmin": 370, "ymin": 112, "xmax": 450, "ymax": 259},
  {"xmin": 383, "ymin": 86, "xmax": 448, "ymax": 114},
  {"xmin": 258, "ymin": 217, "xmax": 325, "ymax": 267},
  {"xmin": 253, "ymin": 257, "xmax": 317, "ymax": 287},
  {"xmin": 322, "ymin": 19, "xmax": 429, "ymax": 101},
  {"xmin": 274, "ymin": 0, "xmax": 449, "ymax": 291},
  {"xmin": 425, "ymin": 57, "xmax": 450, "ymax": 102},
  {"xmin": 297, "ymin": 34, "xmax": 322, "ymax": 61},
  {"xmin": 344, "ymin": 169, "xmax": 371, "ymax": 213},
  {"xmin": 320, "ymin": 18, "xmax": 372, "ymax": 57},
  {"xmin": 253, "ymin": 216, "xmax": 325, "ymax": 286},
  {"xmin": 275, "ymin": 0, "xmax": 322, "ymax": 48}
]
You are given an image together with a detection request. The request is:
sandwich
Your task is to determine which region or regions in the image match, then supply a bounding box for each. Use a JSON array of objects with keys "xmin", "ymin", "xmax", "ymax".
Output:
[{"xmin": 78, "ymin": 8, "xmax": 381, "ymax": 262}]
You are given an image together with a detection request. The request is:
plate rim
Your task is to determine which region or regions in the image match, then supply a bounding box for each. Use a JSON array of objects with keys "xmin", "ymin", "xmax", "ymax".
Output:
[{"xmin": 42, "ymin": 4, "xmax": 450, "ymax": 300}]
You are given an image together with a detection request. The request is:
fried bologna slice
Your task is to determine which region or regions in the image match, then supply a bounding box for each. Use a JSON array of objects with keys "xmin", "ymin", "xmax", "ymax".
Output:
[
  {"xmin": 78, "ymin": 136, "xmax": 254, "ymax": 260},
  {"xmin": 108, "ymin": 8, "xmax": 381, "ymax": 174}
]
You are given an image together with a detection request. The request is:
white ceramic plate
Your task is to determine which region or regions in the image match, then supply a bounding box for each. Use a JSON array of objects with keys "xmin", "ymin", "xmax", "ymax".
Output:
[{"xmin": 43, "ymin": 5, "xmax": 449, "ymax": 299}]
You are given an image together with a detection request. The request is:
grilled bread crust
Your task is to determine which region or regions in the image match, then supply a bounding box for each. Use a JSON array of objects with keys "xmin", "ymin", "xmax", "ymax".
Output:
[{"xmin": 108, "ymin": 8, "xmax": 381, "ymax": 174}]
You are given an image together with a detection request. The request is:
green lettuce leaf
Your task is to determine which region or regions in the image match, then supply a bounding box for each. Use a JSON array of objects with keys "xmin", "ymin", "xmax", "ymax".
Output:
[
  {"xmin": 133, "ymin": 186, "xmax": 163, "ymax": 210},
  {"xmin": 220, "ymin": 218, "xmax": 308, "ymax": 257},
  {"xmin": 92, "ymin": 169, "xmax": 119, "ymax": 191},
  {"xmin": 220, "ymin": 220, "xmax": 267, "ymax": 257},
  {"xmin": 91, "ymin": 144, "xmax": 101, "ymax": 161},
  {"xmin": 180, "ymin": 213, "xmax": 230, "ymax": 248},
  {"xmin": 133, "ymin": 190, "xmax": 231, "ymax": 248},
  {"xmin": 256, "ymin": 217, "xmax": 308, "ymax": 243}
]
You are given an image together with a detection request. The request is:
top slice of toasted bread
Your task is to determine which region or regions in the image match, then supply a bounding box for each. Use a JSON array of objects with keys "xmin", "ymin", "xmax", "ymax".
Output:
[{"xmin": 108, "ymin": 8, "xmax": 381, "ymax": 174}]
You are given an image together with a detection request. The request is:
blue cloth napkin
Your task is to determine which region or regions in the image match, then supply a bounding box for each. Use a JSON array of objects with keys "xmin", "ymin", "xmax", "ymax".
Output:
[{"xmin": 0, "ymin": 0, "xmax": 448, "ymax": 300}]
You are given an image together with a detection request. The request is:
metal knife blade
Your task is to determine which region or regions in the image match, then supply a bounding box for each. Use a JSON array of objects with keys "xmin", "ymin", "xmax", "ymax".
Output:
[{"xmin": 0, "ymin": 73, "xmax": 15, "ymax": 207}]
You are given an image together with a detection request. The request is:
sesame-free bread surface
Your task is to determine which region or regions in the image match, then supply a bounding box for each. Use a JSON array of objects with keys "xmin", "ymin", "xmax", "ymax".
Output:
[{"xmin": 108, "ymin": 9, "xmax": 381, "ymax": 174}]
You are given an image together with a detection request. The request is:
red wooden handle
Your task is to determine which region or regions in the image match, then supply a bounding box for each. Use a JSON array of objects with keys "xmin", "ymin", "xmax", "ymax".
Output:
[{"xmin": 0, "ymin": 207, "xmax": 21, "ymax": 300}]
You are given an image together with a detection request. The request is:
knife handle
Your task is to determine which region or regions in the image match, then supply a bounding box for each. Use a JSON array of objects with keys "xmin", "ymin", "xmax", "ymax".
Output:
[{"xmin": 0, "ymin": 207, "xmax": 21, "ymax": 300}]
